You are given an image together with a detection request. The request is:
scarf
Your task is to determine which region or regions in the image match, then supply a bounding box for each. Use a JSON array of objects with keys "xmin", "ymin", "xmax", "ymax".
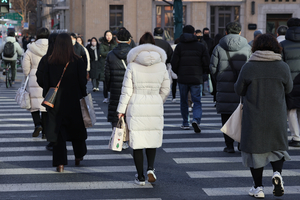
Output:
[
  {"xmin": 90, "ymin": 45, "xmax": 98, "ymax": 61},
  {"xmin": 248, "ymin": 50, "xmax": 282, "ymax": 62}
]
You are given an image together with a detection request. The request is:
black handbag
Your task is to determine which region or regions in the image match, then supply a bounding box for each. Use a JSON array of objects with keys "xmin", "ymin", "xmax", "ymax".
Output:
[{"xmin": 42, "ymin": 62, "xmax": 69, "ymax": 108}]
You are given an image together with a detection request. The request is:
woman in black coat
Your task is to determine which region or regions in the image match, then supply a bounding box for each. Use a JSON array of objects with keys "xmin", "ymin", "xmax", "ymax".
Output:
[
  {"xmin": 43, "ymin": 33, "xmax": 88, "ymax": 172},
  {"xmin": 87, "ymin": 37, "xmax": 101, "ymax": 92},
  {"xmin": 235, "ymin": 34, "xmax": 293, "ymax": 198}
]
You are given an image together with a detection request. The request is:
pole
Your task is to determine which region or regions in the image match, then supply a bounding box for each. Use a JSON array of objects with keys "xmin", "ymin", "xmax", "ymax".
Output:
[
  {"xmin": 1, "ymin": 17, "xmax": 4, "ymax": 44},
  {"xmin": 37, "ymin": 0, "xmax": 41, "ymax": 29}
]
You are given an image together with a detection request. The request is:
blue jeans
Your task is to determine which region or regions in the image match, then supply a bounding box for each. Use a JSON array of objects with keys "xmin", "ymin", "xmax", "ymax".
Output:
[{"xmin": 178, "ymin": 83, "xmax": 203, "ymax": 126}]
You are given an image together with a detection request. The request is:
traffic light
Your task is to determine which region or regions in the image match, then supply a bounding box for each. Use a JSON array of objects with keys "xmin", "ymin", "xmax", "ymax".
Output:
[{"xmin": 0, "ymin": 0, "xmax": 9, "ymax": 13}]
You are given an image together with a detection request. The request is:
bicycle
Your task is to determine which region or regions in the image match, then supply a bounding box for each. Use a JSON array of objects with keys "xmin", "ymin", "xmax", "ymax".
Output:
[{"xmin": 2, "ymin": 61, "xmax": 12, "ymax": 88}]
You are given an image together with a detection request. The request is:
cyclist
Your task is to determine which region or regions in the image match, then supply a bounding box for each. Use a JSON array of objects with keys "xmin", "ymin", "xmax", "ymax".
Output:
[{"xmin": 0, "ymin": 29, "xmax": 23, "ymax": 84}]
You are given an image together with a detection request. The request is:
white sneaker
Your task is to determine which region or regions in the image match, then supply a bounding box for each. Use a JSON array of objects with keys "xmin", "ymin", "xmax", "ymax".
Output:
[
  {"xmin": 147, "ymin": 170, "xmax": 157, "ymax": 183},
  {"xmin": 172, "ymin": 98, "xmax": 176, "ymax": 103},
  {"xmin": 180, "ymin": 125, "xmax": 190, "ymax": 130},
  {"xmin": 249, "ymin": 186, "xmax": 265, "ymax": 199},
  {"xmin": 188, "ymin": 107, "xmax": 192, "ymax": 112},
  {"xmin": 103, "ymin": 98, "xmax": 109, "ymax": 103},
  {"xmin": 93, "ymin": 88, "xmax": 97, "ymax": 92},
  {"xmin": 96, "ymin": 88, "xmax": 99, "ymax": 91},
  {"xmin": 122, "ymin": 142, "xmax": 129, "ymax": 149},
  {"xmin": 272, "ymin": 171, "xmax": 284, "ymax": 196}
]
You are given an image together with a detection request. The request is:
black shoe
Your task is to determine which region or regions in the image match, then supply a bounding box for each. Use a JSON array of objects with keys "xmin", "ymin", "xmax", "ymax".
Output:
[
  {"xmin": 238, "ymin": 143, "xmax": 241, "ymax": 151},
  {"xmin": 42, "ymin": 134, "xmax": 46, "ymax": 139},
  {"xmin": 32, "ymin": 125, "xmax": 42, "ymax": 137},
  {"xmin": 288, "ymin": 139, "xmax": 300, "ymax": 147},
  {"xmin": 46, "ymin": 142, "xmax": 54, "ymax": 151},
  {"xmin": 192, "ymin": 121, "xmax": 201, "ymax": 133},
  {"xmin": 223, "ymin": 147, "xmax": 235, "ymax": 153}
]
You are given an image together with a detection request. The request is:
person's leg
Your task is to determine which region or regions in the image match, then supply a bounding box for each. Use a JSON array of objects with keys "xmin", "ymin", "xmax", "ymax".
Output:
[
  {"xmin": 221, "ymin": 114, "xmax": 235, "ymax": 151},
  {"xmin": 133, "ymin": 149, "xmax": 145, "ymax": 181},
  {"xmin": 31, "ymin": 111, "xmax": 41, "ymax": 127},
  {"xmin": 72, "ymin": 139, "xmax": 87, "ymax": 159},
  {"xmin": 145, "ymin": 148, "xmax": 156, "ymax": 170},
  {"xmin": 41, "ymin": 112, "xmax": 47, "ymax": 139},
  {"xmin": 92, "ymin": 79, "xmax": 96, "ymax": 89},
  {"xmin": 53, "ymin": 132, "xmax": 68, "ymax": 167},
  {"xmin": 10, "ymin": 60, "xmax": 16, "ymax": 82},
  {"xmin": 287, "ymin": 109, "xmax": 300, "ymax": 141},
  {"xmin": 172, "ymin": 79, "xmax": 177, "ymax": 99},
  {"xmin": 103, "ymin": 81, "xmax": 108, "ymax": 98},
  {"xmin": 250, "ymin": 167, "xmax": 264, "ymax": 188},
  {"xmin": 188, "ymin": 92, "xmax": 192, "ymax": 108},
  {"xmin": 178, "ymin": 83, "xmax": 190, "ymax": 127},
  {"xmin": 190, "ymin": 84, "xmax": 202, "ymax": 125},
  {"xmin": 271, "ymin": 158, "xmax": 285, "ymax": 196},
  {"xmin": 271, "ymin": 158, "xmax": 284, "ymax": 174}
]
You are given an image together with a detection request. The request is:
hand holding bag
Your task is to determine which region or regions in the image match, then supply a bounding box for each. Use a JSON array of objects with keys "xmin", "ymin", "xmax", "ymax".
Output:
[
  {"xmin": 42, "ymin": 62, "xmax": 69, "ymax": 108},
  {"xmin": 15, "ymin": 76, "xmax": 31, "ymax": 109},
  {"xmin": 121, "ymin": 116, "xmax": 129, "ymax": 142},
  {"xmin": 108, "ymin": 117, "xmax": 126, "ymax": 151},
  {"xmin": 80, "ymin": 93, "xmax": 96, "ymax": 128},
  {"xmin": 220, "ymin": 98, "xmax": 243, "ymax": 142}
]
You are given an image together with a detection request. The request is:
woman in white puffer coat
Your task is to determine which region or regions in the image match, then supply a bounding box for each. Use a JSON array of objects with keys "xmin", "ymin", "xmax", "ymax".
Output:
[
  {"xmin": 117, "ymin": 32, "xmax": 170, "ymax": 186},
  {"xmin": 22, "ymin": 27, "xmax": 49, "ymax": 139}
]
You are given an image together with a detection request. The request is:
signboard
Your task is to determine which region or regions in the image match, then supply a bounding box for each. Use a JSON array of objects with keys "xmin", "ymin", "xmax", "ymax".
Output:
[
  {"xmin": 23, "ymin": 22, "xmax": 28, "ymax": 29},
  {"xmin": 4, "ymin": 13, "xmax": 22, "ymax": 26},
  {"xmin": 0, "ymin": 0, "xmax": 9, "ymax": 13}
]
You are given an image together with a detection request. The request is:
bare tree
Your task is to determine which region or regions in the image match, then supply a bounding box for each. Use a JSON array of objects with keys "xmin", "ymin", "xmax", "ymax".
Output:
[{"xmin": 11, "ymin": 0, "xmax": 37, "ymax": 24}]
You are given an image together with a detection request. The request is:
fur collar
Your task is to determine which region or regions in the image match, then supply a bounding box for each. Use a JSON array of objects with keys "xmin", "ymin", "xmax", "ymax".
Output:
[{"xmin": 127, "ymin": 44, "xmax": 167, "ymax": 64}]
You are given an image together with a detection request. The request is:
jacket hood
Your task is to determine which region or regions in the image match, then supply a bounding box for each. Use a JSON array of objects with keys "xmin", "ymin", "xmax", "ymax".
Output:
[
  {"xmin": 27, "ymin": 39, "xmax": 48, "ymax": 57},
  {"xmin": 179, "ymin": 33, "xmax": 198, "ymax": 43},
  {"xmin": 219, "ymin": 34, "xmax": 249, "ymax": 51},
  {"xmin": 112, "ymin": 43, "xmax": 131, "ymax": 60},
  {"xmin": 285, "ymin": 26, "xmax": 300, "ymax": 42},
  {"xmin": 5, "ymin": 36, "xmax": 16, "ymax": 43},
  {"xmin": 127, "ymin": 44, "xmax": 166, "ymax": 66}
]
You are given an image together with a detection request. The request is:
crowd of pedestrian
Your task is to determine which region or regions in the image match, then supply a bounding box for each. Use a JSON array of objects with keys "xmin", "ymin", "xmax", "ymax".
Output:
[{"xmin": 1, "ymin": 16, "xmax": 300, "ymax": 199}]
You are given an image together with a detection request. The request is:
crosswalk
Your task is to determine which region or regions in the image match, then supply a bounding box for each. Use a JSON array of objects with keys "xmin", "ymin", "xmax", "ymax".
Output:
[{"xmin": 0, "ymin": 76, "xmax": 300, "ymax": 199}]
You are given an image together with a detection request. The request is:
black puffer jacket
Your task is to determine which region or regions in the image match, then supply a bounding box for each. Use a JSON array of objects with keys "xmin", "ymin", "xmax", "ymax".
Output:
[
  {"xmin": 171, "ymin": 33, "xmax": 210, "ymax": 85},
  {"xmin": 105, "ymin": 43, "xmax": 132, "ymax": 122},
  {"xmin": 73, "ymin": 42, "xmax": 87, "ymax": 67},
  {"xmin": 210, "ymin": 34, "xmax": 251, "ymax": 114},
  {"xmin": 154, "ymin": 36, "xmax": 173, "ymax": 64},
  {"xmin": 281, "ymin": 26, "xmax": 300, "ymax": 109}
]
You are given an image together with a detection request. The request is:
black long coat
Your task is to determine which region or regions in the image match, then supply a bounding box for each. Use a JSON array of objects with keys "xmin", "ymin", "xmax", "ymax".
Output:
[
  {"xmin": 43, "ymin": 57, "xmax": 87, "ymax": 142},
  {"xmin": 87, "ymin": 45, "xmax": 101, "ymax": 80},
  {"xmin": 105, "ymin": 43, "xmax": 131, "ymax": 122}
]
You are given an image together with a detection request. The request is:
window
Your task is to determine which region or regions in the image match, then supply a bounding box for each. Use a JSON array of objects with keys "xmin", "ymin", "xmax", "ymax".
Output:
[
  {"xmin": 156, "ymin": 5, "xmax": 186, "ymax": 42},
  {"xmin": 109, "ymin": 5, "xmax": 123, "ymax": 31},
  {"xmin": 210, "ymin": 6, "xmax": 240, "ymax": 38}
]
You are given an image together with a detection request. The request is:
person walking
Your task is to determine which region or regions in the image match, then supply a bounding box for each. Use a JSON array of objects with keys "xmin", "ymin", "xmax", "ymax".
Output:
[
  {"xmin": 70, "ymin": 33, "xmax": 87, "ymax": 67},
  {"xmin": 99, "ymin": 30, "xmax": 117, "ymax": 103},
  {"xmin": 87, "ymin": 37, "xmax": 101, "ymax": 92},
  {"xmin": 117, "ymin": 32, "xmax": 170, "ymax": 185},
  {"xmin": 281, "ymin": 18, "xmax": 300, "ymax": 147},
  {"xmin": 202, "ymin": 27, "xmax": 214, "ymax": 56},
  {"xmin": 170, "ymin": 25, "xmax": 210, "ymax": 133},
  {"xmin": 36, "ymin": 33, "xmax": 59, "ymax": 151},
  {"xmin": 22, "ymin": 27, "xmax": 49, "ymax": 139},
  {"xmin": 0, "ymin": 29, "xmax": 23, "ymax": 84},
  {"xmin": 105, "ymin": 29, "xmax": 132, "ymax": 149},
  {"xmin": 235, "ymin": 34, "xmax": 293, "ymax": 198},
  {"xmin": 248, "ymin": 30, "xmax": 262, "ymax": 47},
  {"xmin": 77, "ymin": 36, "xmax": 91, "ymax": 74},
  {"xmin": 170, "ymin": 38, "xmax": 179, "ymax": 103},
  {"xmin": 210, "ymin": 22, "xmax": 251, "ymax": 153},
  {"xmin": 153, "ymin": 27, "xmax": 173, "ymax": 64},
  {"xmin": 277, "ymin": 25, "xmax": 288, "ymax": 43},
  {"xmin": 42, "ymin": 33, "xmax": 88, "ymax": 172}
]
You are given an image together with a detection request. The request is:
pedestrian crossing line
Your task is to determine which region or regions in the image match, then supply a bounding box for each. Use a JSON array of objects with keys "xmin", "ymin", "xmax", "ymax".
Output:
[
  {"xmin": 0, "ymin": 136, "xmax": 111, "ymax": 143},
  {"xmin": 0, "ymin": 121, "xmax": 111, "ymax": 127},
  {"xmin": 187, "ymin": 169, "xmax": 300, "ymax": 178},
  {"xmin": 0, "ymin": 154, "xmax": 132, "ymax": 162},
  {"xmin": 173, "ymin": 156, "xmax": 300, "ymax": 164},
  {"xmin": 164, "ymin": 123, "xmax": 222, "ymax": 127},
  {"xmin": 163, "ymin": 107, "xmax": 217, "ymax": 111},
  {"xmin": 163, "ymin": 138, "xmax": 224, "ymax": 143},
  {"xmin": 0, "ymin": 116, "xmax": 108, "ymax": 121},
  {"xmin": 164, "ymin": 112, "xmax": 217, "ymax": 116},
  {"xmin": 202, "ymin": 186, "xmax": 300, "ymax": 196},
  {"xmin": 0, "ymin": 113, "xmax": 31, "ymax": 116},
  {"xmin": 0, "ymin": 181, "xmax": 153, "ymax": 192},
  {"xmin": 0, "ymin": 166, "xmax": 136, "ymax": 175},
  {"xmin": 0, "ymin": 107, "xmax": 102, "ymax": 111},
  {"xmin": 164, "ymin": 117, "xmax": 220, "ymax": 121},
  {"xmin": 163, "ymin": 146, "xmax": 300, "ymax": 153},
  {"xmin": 99, "ymin": 199, "xmax": 161, "ymax": 200},
  {"xmin": 0, "ymin": 145, "xmax": 110, "ymax": 152}
]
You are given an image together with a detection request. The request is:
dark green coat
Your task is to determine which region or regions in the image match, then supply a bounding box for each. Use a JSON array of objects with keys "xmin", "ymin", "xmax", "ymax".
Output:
[
  {"xmin": 235, "ymin": 59, "xmax": 293, "ymax": 153},
  {"xmin": 99, "ymin": 37, "xmax": 117, "ymax": 81}
]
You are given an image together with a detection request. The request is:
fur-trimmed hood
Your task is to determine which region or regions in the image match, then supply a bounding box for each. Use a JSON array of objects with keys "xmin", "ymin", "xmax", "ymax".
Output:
[
  {"xmin": 27, "ymin": 39, "xmax": 48, "ymax": 57},
  {"xmin": 127, "ymin": 44, "xmax": 167, "ymax": 66}
]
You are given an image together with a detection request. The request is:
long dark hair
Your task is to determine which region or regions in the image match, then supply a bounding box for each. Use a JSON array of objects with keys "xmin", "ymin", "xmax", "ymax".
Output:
[
  {"xmin": 48, "ymin": 33, "xmax": 79, "ymax": 65},
  {"xmin": 90, "ymin": 37, "xmax": 100, "ymax": 49},
  {"xmin": 46, "ymin": 33, "xmax": 58, "ymax": 56},
  {"xmin": 139, "ymin": 32, "xmax": 155, "ymax": 45}
]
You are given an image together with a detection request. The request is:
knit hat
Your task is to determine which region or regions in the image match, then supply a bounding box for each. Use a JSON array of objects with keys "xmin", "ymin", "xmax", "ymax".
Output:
[
  {"xmin": 254, "ymin": 30, "xmax": 262, "ymax": 38},
  {"xmin": 183, "ymin": 25, "xmax": 195, "ymax": 34}
]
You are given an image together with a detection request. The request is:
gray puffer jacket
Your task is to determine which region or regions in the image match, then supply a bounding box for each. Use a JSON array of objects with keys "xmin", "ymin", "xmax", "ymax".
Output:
[{"xmin": 210, "ymin": 34, "xmax": 251, "ymax": 114}]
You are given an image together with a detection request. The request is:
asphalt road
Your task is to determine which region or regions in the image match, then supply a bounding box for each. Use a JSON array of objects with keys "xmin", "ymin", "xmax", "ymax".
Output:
[{"xmin": 0, "ymin": 72, "xmax": 299, "ymax": 200}]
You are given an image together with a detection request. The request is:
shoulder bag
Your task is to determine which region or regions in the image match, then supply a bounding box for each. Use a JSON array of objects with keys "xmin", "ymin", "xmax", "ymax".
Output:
[
  {"xmin": 80, "ymin": 93, "xmax": 96, "ymax": 128},
  {"xmin": 41, "ymin": 62, "xmax": 69, "ymax": 108}
]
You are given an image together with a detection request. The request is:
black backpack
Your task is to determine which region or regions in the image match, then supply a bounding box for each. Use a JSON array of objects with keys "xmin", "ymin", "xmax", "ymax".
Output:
[{"xmin": 3, "ymin": 41, "xmax": 15, "ymax": 58}]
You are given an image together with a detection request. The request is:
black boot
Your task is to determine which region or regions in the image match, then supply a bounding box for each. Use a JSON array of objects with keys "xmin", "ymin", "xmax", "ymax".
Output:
[{"xmin": 32, "ymin": 125, "xmax": 42, "ymax": 137}]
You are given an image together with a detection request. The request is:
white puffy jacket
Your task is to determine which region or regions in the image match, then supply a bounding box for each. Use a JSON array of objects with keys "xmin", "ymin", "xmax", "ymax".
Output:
[
  {"xmin": 22, "ymin": 39, "xmax": 48, "ymax": 112},
  {"xmin": 117, "ymin": 44, "xmax": 170, "ymax": 149}
]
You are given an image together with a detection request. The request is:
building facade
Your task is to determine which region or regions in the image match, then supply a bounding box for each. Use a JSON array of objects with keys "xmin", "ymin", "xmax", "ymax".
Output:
[{"xmin": 40, "ymin": 0, "xmax": 300, "ymax": 43}]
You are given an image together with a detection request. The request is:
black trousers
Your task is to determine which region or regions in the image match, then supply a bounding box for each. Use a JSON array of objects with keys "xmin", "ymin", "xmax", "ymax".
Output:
[
  {"xmin": 31, "ymin": 111, "xmax": 47, "ymax": 133},
  {"xmin": 53, "ymin": 131, "xmax": 87, "ymax": 167},
  {"xmin": 103, "ymin": 81, "xmax": 108, "ymax": 98},
  {"xmin": 133, "ymin": 148, "xmax": 156, "ymax": 180},
  {"xmin": 172, "ymin": 79, "xmax": 177, "ymax": 99},
  {"xmin": 221, "ymin": 114, "xmax": 234, "ymax": 148}
]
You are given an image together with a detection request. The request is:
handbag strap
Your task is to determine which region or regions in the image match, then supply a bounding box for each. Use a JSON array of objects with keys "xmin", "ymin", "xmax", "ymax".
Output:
[
  {"xmin": 24, "ymin": 76, "xmax": 29, "ymax": 88},
  {"xmin": 225, "ymin": 51, "xmax": 238, "ymax": 81},
  {"xmin": 56, "ymin": 62, "xmax": 69, "ymax": 89},
  {"xmin": 121, "ymin": 59, "xmax": 127, "ymax": 69}
]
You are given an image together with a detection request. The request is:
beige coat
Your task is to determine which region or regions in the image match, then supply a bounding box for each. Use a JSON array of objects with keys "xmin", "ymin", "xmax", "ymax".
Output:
[
  {"xmin": 22, "ymin": 39, "xmax": 48, "ymax": 112},
  {"xmin": 117, "ymin": 44, "xmax": 170, "ymax": 149}
]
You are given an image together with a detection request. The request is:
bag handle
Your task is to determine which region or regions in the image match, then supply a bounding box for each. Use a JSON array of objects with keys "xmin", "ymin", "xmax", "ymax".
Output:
[
  {"xmin": 121, "ymin": 60, "xmax": 127, "ymax": 69},
  {"xmin": 55, "ymin": 62, "xmax": 69, "ymax": 89},
  {"xmin": 116, "ymin": 116, "xmax": 125, "ymax": 128},
  {"xmin": 225, "ymin": 51, "xmax": 238, "ymax": 81}
]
